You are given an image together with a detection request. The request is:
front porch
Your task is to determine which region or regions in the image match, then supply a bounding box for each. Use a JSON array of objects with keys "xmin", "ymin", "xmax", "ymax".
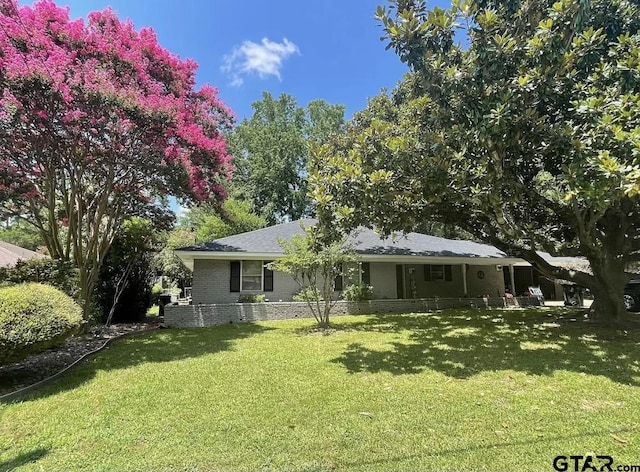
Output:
[{"xmin": 371, "ymin": 261, "xmax": 508, "ymax": 300}]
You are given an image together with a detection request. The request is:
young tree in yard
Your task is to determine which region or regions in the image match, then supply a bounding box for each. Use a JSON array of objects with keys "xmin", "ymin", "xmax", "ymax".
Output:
[
  {"xmin": 0, "ymin": 1, "xmax": 233, "ymax": 319},
  {"xmin": 269, "ymin": 231, "xmax": 355, "ymax": 328},
  {"xmin": 312, "ymin": 0, "xmax": 640, "ymax": 323},
  {"xmin": 230, "ymin": 92, "xmax": 345, "ymax": 224}
]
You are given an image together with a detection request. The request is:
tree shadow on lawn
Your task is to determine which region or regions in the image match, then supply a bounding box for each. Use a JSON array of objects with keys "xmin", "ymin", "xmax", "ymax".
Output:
[
  {"xmin": 331, "ymin": 309, "xmax": 640, "ymax": 385},
  {"xmin": 3, "ymin": 323, "xmax": 272, "ymax": 404},
  {"xmin": 0, "ymin": 447, "xmax": 49, "ymax": 471},
  {"xmin": 340, "ymin": 427, "xmax": 626, "ymax": 469}
]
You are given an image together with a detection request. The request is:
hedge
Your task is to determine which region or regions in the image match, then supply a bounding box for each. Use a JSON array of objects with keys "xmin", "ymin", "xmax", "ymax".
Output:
[
  {"xmin": 0, "ymin": 283, "xmax": 83, "ymax": 365},
  {"xmin": 0, "ymin": 258, "xmax": 80, "ymax": 300}
]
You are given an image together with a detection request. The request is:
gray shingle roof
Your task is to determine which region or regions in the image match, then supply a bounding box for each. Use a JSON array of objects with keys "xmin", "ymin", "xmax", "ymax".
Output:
[
  {"xmin": 0, "ymin": 241, "xmax": 47, "ymax": 268},
  {"xmin": 182, "ymin": 219, "xmax": 315, "ymax": 253},
  {"xmin": 348, "ymin": 228, "xmax": 507, "ymax": 258},
  {"xmin": 178, "ymin": 219, "xmax": 508, "ymax": 259}
]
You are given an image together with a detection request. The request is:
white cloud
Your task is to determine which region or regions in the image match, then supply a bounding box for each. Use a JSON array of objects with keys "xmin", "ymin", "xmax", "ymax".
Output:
[{"xmin": 221, "ymin": 37, "xmax": 299, "ymax": 87}]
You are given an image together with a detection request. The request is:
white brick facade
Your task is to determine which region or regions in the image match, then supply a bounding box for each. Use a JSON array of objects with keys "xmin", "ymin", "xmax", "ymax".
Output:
[
  {"xmin": 192, "ymin": 260, "xmax": 507, "ymax": 304},
  {"xmin": 192, "ymin": 259, "xmax": 301, "ymax": 304}
]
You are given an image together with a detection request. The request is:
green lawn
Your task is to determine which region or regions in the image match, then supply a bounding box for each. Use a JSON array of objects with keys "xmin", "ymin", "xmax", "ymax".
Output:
[{"xmin": 1, "ymin": 309, "xmax": 640, "ymax": 471}]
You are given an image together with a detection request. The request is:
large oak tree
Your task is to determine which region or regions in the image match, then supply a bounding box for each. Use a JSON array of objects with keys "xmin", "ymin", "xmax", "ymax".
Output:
[
  {"xmin": 0, "ymin": 1, "xmax": 233, "ymax": 318},
  {"xmin": 230, "ymin": 92, "xmax": 345, "ymax": 224},
  {"xmin": 312, "ymin": 0, "xmax": 640, "ymax": 322}
]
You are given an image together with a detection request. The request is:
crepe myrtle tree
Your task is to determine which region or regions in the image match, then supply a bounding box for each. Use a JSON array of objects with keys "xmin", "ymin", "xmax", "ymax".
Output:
[
  {"xmin": 268, "ymin": 227, "xmax": 356, "ymax": 328},
  {"xmin": 311, "ymin": 0, "xmax": 640, "ymax": 322},
  {"xmin": 0, "ymin": 0, "xmax": 234, "ymax": 319}
]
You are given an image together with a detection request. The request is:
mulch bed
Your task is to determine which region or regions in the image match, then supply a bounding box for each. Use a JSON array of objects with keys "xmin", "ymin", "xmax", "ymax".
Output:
[{"xmin": 0, "ymin": 317, "xmax": 164, "ymax": 397}]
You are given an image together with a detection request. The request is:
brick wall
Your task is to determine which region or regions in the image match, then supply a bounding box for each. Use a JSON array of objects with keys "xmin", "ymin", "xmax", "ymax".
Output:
[
  {"xmin": 165, "ymin": 297, "xmax": 541, "ymax": 328},
  {"xmin": 192, "ymin": 260, "xmax": 510, "ymax": 305},
  {"xmin": 192, "ymin": 259, "xmax": 301, "ymax": 304},
  {"xmin": 466, "ymin": 264, "xmax": 505, "ymax": 298}
]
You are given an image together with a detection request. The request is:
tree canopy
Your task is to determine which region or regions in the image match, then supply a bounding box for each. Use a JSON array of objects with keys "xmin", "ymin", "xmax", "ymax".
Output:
[
  {"xmin": 230, "ymin": 92, "xmax": 345, "ymax": 224},
  {"xmin": 0, "ymin": 1, "xmax": 233, "ymax": 317},
  {"xmin": 154, "ymin": 227, "xmax": 195, "ymax": 293},
  {"xmin": 311, "ymin": 0, "xmax": 640, "ymax": 321},
  {"xmin": 185, "ymin": 197, "xmax": 266, "ymax": 243},
  {"xmin": 0, "ymin": 219, "xmax": 44, "ymax": 251}
]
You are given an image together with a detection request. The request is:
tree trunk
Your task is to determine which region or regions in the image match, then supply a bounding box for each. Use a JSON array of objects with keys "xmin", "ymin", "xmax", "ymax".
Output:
[
  {"xmin": 78, "ymin": 266, "xmax": 97, "ymax": 328},
  {"xmin": 586, "ymin": 257, "xmax": 629, "ymax": 323},
  {"xmin": 103, "ymin": 256, "xmax": 136, "ymax": 329},
  {"xmin": 321, "ymin": 299, "xmax": 331, "ymax": 328}
]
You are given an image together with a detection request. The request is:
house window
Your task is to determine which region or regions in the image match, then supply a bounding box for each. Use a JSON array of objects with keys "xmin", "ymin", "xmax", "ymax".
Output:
[
  {"xmin": 335, "ymin": 262, "xmax": 370, "ymax": 291},
  {"xmin": 424, "ymin": 264, "xmax": 453, "ymax": 282},
  {"xmin": 230, "ymin": 261, "xmax": 274, "ymax": 292},
  {"xmin": 241, "ymin": 260, "xmax": 263, "ymax": 291}
]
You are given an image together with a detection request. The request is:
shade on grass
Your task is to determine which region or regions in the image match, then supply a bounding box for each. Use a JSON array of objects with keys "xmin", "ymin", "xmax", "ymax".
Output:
[{"xmin": 1, "ymin": 309, "xmax": 639, "ymax": 471}]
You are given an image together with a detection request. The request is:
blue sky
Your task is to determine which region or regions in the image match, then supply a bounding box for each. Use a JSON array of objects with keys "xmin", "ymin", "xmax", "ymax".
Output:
[
  {"xmin": 27, "ymin": 0, "xmax": 436, "ymax": 122},
  {"xmin": 19, "ymin": 0, "xmax": 455, "ymax": 217}
]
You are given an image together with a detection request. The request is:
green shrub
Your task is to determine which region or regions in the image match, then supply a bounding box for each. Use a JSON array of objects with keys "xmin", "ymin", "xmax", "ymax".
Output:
[
  {"xmin": 95, "ymin": 247, "xmax": 155, "ymax": 325},
  {"xmin": 150, "ymin": 283, "xmax": 164, "ymax": 307},
  {"xmin": 238, "ymin": 293, "xmax": 266, "ymax": 303},
  {"xmin": 342, "ymin": 283, "xmax": 374, "ymax": 302},
  {"xmin": 292, "ymin": 287, "xmax": 323, "ymax": 302},
  {"xmin": 0, "ymin": 258, "xmax": 80, "ymax": 300},
  {"xmin": 0, "ymin": 283, "xmax": 83, "ymax": 365}
]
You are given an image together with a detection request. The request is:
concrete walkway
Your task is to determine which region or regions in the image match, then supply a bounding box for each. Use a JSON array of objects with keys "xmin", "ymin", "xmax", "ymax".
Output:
[{"xmin": 544, "ymin": 300, "xmax": 593, "ymax": 308}]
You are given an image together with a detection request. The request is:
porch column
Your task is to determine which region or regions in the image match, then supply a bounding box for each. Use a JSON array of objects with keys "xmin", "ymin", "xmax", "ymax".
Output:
[
  {"xmin": 509, "ymin": 264, "xmax": 516, "ymax": 296},
  {"xmin": 462, "ymin": 263, "xmax": 468, "ymax": 296}
]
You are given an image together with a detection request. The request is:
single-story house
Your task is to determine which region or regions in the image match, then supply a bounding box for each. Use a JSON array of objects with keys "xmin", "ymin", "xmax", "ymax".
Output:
[
  {"xmin": 0, "ymin": 240, "xmax": 47, "ymax": 268},
  {"xmin": 175, "ymin": 219, "xmax": 566, "ymax": 305}
]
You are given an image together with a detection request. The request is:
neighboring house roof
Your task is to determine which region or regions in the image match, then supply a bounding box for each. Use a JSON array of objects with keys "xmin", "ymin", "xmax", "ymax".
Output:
[
  {"xmin": 539, "ymin": 252, "xmax": 590, "ymax": 271},
  {"xmin": 175, "ymin": 219, "xmax": 525, "ymax": 270},
  {"xmin": 511, "ymin": 251, "xmax": 590, "ymax": 273},
  {"xmin": 0, "ymin": 240, "xmax": 47, "ymax": 268}
]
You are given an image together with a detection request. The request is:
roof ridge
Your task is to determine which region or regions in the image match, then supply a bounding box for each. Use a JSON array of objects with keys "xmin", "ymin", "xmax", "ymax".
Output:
[{"xmin": 205, "ymin": 218, "xmax": 316, "ymax": 245}]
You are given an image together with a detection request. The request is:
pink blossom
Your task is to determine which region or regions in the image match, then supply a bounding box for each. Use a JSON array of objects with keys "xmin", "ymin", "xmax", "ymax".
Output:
[{"xmin": 0, "ymin": 0, "xmax": 234, "ymax": 207}]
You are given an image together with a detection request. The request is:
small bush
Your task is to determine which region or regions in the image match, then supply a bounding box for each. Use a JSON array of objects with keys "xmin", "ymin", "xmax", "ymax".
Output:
[
  {"xmin": 238, "ymin": 293, "xmax": 266, "ymax": 303},
  {"xmin": 342, "ymin": 283, "xmax": 374, "ymax": 302},
  {"xmin": 293, "ymin": 287, "xmax": 323, "ymax": 302},
  {"xmin": 0, "ymin": 283, "xmax": 83, "ymax": 365}
]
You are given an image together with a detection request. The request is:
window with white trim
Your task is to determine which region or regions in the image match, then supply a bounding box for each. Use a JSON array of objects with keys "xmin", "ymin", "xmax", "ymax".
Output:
[
  {"xmin": 335, "ymin": 262, "xmax": 371, "ymax": 291},
  {"xmin": 230, "ymin": 261, "xmax": 273, "ymax": 293},
  {"xmin": 241, "ymin": 260, "xmax": 263, "ymax": 291}
]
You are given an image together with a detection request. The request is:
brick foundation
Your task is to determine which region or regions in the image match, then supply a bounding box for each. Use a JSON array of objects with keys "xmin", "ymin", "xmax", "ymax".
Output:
[{"xmin": 164, "ymin": 297, "xmax": 541, "ymax": 328}]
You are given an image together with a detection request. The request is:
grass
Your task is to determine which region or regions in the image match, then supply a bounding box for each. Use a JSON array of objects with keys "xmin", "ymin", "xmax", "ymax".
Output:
[{"xmin": 1, "ymin": 308, "xmax": 640, "ymax": 471}]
